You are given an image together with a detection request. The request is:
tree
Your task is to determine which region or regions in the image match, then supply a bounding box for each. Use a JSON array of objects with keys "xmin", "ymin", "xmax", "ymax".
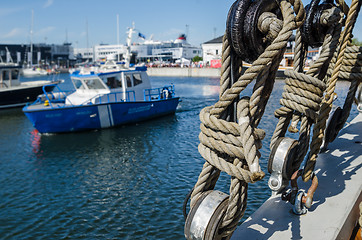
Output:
[
  {"xmin": 352, "ymin": 38, "xmax": 362, "ymax": 46},
  {"xmin": 192, "ymin": 55, "xmax": 203, "ymax": 62}
]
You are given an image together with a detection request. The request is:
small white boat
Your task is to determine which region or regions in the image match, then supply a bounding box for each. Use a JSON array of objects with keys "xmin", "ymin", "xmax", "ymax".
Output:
[{"xmin": 22, "ymin": 66, "xmax": 49, "ymax": 77}]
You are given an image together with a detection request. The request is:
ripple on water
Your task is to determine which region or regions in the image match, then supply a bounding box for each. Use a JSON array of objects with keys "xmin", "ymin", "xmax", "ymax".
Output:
[{"xmin": 0, "ymin": 76, "xmax": 359, "ymax": 239}]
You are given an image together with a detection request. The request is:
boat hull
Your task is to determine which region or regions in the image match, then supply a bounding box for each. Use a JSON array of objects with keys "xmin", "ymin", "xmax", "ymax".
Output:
[
  {"xmin": 23, "ymin": 98, "xmax": 180, "ymax": 133},
  {"xmin": 0, "ymin": 84, "xmax": 56, "ymax": 109}
]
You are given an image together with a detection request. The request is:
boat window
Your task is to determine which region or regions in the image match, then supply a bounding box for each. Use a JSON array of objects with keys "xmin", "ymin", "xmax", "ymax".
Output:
[
  {"xmin": 2, "ymin": 71, "xmax": 9, "ymax": 81},
  {"xmin": 126, "ymin": 75, "xmax": 132, "ymax": 87},
  {"xmin": 84, "ymin": 78, "xmax": 106, "ymax": 89},
  {"xmin": 73, "ymin": 79, "xmax": 85, "ymax": 89},
  {"xmin": 11, "ymin": 70, "xmax": 18, "ymax": 80},
  {"xmin": 106, "ymin": 77, "xmax": 118, "ymax": 89},
  {"xmin": 133, "ymin": 73, "xmax": 142, "ymax": 86},
  {"xmin": 118, "ymin": 77, "xmax": 123, "ymax": 88}
]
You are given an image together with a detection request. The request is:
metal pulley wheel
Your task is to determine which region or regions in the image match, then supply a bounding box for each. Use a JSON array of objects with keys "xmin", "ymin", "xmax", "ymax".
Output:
[
  {"xmin": 301, "ymin": 0, "xmax": 335, "ymax": 48},
  {"xmin": 268, "ymin": 137, "xmax": 298, "ymax": 192},
  {"xmin": 185, "ymin": 190, "xmax": 229, "ymax": 240},
  {"xmin": 227, "ymin": 0, "xmax": 281, "ymax": 63}
]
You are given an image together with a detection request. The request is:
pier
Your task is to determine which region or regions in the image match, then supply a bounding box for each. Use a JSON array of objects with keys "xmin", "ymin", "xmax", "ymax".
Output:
[{"xmin": 147, "ymin": 67, "xmax": 221, "ymax": 77}]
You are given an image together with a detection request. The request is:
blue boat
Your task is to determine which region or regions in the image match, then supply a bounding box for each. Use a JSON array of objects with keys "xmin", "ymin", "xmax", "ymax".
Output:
[{"xmin": 23, "ymin": 64, "xmax": 180, "ymax": 133}]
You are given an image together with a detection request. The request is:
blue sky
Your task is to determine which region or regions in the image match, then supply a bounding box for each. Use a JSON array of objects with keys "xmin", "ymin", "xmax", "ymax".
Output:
[{"xmin": 0, "ymin": 0, "xmax": 361, "ymax": 49}]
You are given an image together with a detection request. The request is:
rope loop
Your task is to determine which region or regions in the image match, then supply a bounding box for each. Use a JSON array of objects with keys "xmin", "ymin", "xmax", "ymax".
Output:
[
  {"xmin": 199, "ymin": 101, "xmax": 266, "ymax": 183},
  {"xmin": 275, "ymin": 70, "xmax": 326, "ymax": 122}
]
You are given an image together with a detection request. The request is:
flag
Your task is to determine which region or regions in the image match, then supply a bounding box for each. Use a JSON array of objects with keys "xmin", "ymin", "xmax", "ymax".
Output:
[{"xmin": 138, "ymin": 32, "xmax": 146, "ymax": 40}]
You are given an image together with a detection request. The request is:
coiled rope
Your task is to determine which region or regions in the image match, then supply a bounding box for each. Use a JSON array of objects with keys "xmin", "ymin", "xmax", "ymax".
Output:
[{"xmin": 189, "ymin": 0, "xmax": 305, "ymax": 237}]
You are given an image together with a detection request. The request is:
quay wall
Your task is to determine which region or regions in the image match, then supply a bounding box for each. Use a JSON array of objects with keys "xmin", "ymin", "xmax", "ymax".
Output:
[{"xmin": 147, "ymin": 67, "xmax": 221, "ymax": 77}]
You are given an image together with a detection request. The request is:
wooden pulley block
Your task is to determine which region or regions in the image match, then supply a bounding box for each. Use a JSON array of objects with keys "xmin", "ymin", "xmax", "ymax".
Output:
[{"xmin": 227, "ymin": 0, "xmax": 281, "ymax": 63}]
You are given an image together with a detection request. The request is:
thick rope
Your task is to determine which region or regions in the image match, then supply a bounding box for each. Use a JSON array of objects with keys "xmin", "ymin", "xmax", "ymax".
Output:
[
  {"xmin": 189, "ymin": 0, "xmax": 305, "ymax": 237},
  {"xmin": 360, "ymin": 201, "xmax": 362, "ymax": 233},
  {"xmin": 303, "ymin": 0, "xmax": 361, "ymax": 181},
  {"xmin": 270, "ymin": 4, "xmax": 342, "ymax": 174},
  {"xmin": 325, "ymin": 45, "xmax": 362, "ymax": 130}
]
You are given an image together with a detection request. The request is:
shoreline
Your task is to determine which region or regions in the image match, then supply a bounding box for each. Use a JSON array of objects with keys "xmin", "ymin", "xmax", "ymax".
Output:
[
  {"xmin": 147, "ymin": 67, "xmax": 287, "ymax": 78},
  {"xmin": 147, "ymin": 67, "xmax": 221, "ymax": 77}
]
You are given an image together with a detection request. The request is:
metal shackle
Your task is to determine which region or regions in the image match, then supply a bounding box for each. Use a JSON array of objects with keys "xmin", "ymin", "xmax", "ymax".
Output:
[
  {"xmin": 282, "ymin": 170, "xmax": 319, "ymax": 215},
  {"xmin": 184, "ymin": 190, "xmax": 229, "ymax": 240},
  {"xmin": 268, "ymin": 137, "xmax": 298, "ymax": 192},
  {"xmin": 293, "ymin": 190, "xmax": 308, "ymax": 215}
]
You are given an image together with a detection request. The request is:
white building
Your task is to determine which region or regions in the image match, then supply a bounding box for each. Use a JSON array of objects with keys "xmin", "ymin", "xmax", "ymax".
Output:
[
  {"xmin": 73, "ymin": 34, "xmax": 202, "ymax": 64},
  {"xmin": 74, "ymin": 47, "xmax": 94, "ymax": 62},
  {"xmin": 202, "ymin": 36, "xmax": 223, "ymax": 66},
  {"xmin": 93, "ymin": 44, "xmax": 126, "ymax": 61}
]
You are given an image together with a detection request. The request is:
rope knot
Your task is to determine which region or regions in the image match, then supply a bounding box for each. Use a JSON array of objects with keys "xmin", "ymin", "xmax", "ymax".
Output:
[
  {"xmin": 275, "ymin": 70, "xmax": 326, "ymax": 122},
  {"xmin": 258, "ymin": 12, "xmax": 283, "ymax": 42},
  {"xmin": 198, "ymin": 104, "xmax": 265, "ymax": 183},
  {"xmin": 320, "ymin": 7, "xmax": 342, "ymax": 26}
]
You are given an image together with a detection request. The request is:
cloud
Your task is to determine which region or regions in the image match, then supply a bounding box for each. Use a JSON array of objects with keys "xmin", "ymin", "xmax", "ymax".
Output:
[
  {"xmin": 36, "ymin": 26, "xmax": 56, "ymax": 35},
  {"xmin": 0, "ymin": 8, "xmax": 22, "ymax": 17},
  {"xmin": 2, "ymin": 28, "xmax": 25, "ymax": 39},
  {"xmin": 43, "ymin": 0, "xmax": 54, "ymax": 8}
]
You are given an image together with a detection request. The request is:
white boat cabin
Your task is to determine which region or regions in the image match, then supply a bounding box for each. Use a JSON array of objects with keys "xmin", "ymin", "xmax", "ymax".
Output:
[
  {"xmin": 0, "ymin": 63, "xmax": 21, "ymax": 89},
  {"xmin": 67, "ymin": 67, "xmax": 151, "ymax": 105}
]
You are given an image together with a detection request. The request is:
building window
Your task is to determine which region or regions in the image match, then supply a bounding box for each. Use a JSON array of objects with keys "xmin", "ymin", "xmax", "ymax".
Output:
[{"xmin": 216, "ymin": 50, "xmax": 219, "ymax": 55}]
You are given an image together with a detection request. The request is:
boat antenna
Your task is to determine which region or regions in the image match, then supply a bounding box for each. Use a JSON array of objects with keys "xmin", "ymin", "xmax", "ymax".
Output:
[
  {"xmin": 125, "ymin": 22, "xmax": 135, "ymax": 68},
  {"xmin": 117, "ymin": 14, "xmax": 120, "ymax": 62},
  {"xmin": 86, "ymin": 18, "xmax": 89, "ymax": 63}
]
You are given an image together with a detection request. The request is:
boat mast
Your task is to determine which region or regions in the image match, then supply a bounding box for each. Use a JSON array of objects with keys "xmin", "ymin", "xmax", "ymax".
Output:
[{"xmin": 30, "ymin": 9, "xmax": 34, "ymax": 66}]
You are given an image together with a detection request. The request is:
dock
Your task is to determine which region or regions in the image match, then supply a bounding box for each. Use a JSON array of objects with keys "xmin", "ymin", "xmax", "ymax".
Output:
[{"xmin": 231, "ymin": 113, "xmax": 362, "ymax": 240}]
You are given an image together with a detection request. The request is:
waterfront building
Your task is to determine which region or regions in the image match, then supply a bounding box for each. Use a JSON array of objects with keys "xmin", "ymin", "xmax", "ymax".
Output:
[
  {"xmin": 202, "ymin": 35, "xmax": 319, "ymax": 68},
  {"xmin": 73, "ymin": 47, "xmax": 94, "ymax": 62},
  {"xmin": 73, "ymin": 34, "xmax": 202, "ymax": 65},
  {"xmin": 0, "ymin": 43, "xmax": 75, "ymax": 67},
  {"xmin": 201, "ymin": 36, "xmax": 223, "ymax": 67}
]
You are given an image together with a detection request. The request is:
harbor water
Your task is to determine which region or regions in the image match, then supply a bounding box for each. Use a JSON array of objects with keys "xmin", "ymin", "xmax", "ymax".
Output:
[{"xmin": 0, "ymin": 74, "xmax": 359, "ymax": 239}]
